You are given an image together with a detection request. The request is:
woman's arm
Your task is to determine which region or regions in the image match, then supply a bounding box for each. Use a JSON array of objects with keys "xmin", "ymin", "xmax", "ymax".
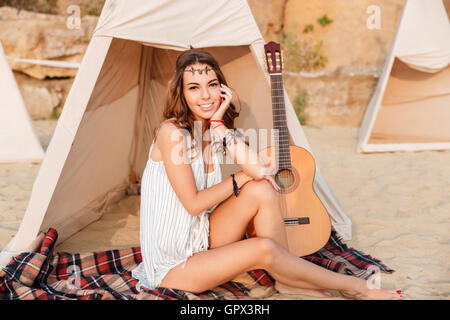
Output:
[
  {"xmin": 157, "ymin": 122, "xmax": 252, "ymax": 217},
  {"xmin": 210, "ymin": 124, "xmax": 272, "ymax": 181},
  {"xmin": 210, "ymin": 84, "xmax": 278, "ymax": 187}
]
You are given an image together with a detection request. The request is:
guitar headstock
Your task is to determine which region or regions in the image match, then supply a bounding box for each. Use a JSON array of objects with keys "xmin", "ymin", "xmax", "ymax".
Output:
[{"xmin": 264, "ymin": 41, "xmax": 283, "ymax": 74}]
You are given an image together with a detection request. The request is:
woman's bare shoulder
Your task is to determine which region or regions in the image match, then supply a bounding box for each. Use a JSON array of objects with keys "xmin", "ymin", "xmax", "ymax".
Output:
[
  {"xmin": 157, "ymin": 120, "xmax": 184, "ymax": 139},
  {"xmin": 156, "ymin": 120, "xmax": 186, "ymax": 152}
]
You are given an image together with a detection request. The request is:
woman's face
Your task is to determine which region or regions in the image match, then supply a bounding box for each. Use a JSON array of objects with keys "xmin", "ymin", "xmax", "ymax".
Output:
[{"xmin": 182, "ymin": 63, "xmax": 222, "ymax": 123}]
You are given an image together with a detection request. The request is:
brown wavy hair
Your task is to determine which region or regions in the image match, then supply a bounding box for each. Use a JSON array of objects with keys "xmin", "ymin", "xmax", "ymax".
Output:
[{"xmin": 156, "ymin": 49, "xmax": 239, "ymax": 145}]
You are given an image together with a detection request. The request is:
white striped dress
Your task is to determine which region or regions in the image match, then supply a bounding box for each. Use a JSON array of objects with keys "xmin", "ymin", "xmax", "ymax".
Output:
[{"xmin": 132, "ymin": 121, "xmax": 222, "ymax": 291}]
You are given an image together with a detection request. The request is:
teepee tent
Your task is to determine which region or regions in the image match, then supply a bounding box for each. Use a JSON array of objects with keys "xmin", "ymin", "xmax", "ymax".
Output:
[
  {"xmin": 0, "ymin": 42, "xmax": 45, "ymax": 163},
  {"xmin": 0, "ymin": 0, "xmax": 352, "ymax": 267},
  {"xmin": 357, "ymin": 0, "xmax": 450, "ymax": 153}
]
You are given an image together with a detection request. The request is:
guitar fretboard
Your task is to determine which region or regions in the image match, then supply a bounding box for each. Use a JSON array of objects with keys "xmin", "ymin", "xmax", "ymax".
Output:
[{"xmin": 270, "ymin": 74, "xmax": 291, "ymax": 170}]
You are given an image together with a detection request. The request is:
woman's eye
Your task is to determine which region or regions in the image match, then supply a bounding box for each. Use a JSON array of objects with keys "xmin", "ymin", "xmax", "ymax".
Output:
[
  {"xmin": 189, "ymin": 86, "xmax": 198, "ymax": 90},
  {"xmin": 210, "ymin": 83, "xmax": 218, "ymax": 87}
]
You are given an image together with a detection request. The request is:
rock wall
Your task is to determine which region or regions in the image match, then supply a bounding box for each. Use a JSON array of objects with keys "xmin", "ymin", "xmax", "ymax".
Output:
[
  {"xmin": 0, "ymin": 6, "xmax": 96, "ymax": 118},
  {"xmin": 0, "ymin": 6, "xmax": 96, "ymax": 79},
  {"xmin": 1, "ymin": 1, "xmax": 448, "ymax": 125},
  {"xmin": 248, "ymin": 0, "xmax": 405, "ymax": 126},
  {"xmin": 249, "ymin": 0, "xmax": 450, "ymax": 126}
]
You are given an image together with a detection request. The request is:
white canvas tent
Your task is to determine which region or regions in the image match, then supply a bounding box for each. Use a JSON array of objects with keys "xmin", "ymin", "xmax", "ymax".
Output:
[
  {"xmin": 0, "ymin": 0, "xmax": 352, "ymax": 267},
  {"xmin": 0, "ymin": 42, "xmax": 45, "ymax": 163},
  {"xmin": 357, "ymin": 0, "xmax": 450, "ymax": 153}
]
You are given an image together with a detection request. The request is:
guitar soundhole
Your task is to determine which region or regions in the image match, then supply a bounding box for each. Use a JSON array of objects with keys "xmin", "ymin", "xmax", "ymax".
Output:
[
  {"xmin": 275, "ymin": 168, "xmax": 300, "ymax": 194},
  {"xmin": 275, "ymin": 169, "xmax": 294, "ymax": 188}
]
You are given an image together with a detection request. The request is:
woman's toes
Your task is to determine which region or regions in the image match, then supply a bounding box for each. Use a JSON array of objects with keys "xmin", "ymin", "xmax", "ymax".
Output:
[{"xmin": 27, "ymin": 232, "xmax": 45, "ymax": 252}]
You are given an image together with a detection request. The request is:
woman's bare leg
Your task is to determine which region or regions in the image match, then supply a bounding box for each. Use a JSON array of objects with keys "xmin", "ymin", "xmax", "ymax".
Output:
[
  {"xmin": 160, "ymin": 236, "xmax": 402, "ymax": 300},
  {"xmin": 209, "ymin": 179, "xmax": 332, "ymax": 297}
]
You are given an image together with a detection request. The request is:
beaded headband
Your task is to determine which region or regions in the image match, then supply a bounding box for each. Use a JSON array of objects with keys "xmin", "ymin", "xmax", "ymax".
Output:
[{"xmin": 184, "ymin": 65, "xmax": 212, "ymax": 75}]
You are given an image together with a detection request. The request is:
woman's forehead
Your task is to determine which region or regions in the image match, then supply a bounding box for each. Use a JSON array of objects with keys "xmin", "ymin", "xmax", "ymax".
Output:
[{"xmin": 183, "ymin": 63, "xmax": 217, "ymax": 83}]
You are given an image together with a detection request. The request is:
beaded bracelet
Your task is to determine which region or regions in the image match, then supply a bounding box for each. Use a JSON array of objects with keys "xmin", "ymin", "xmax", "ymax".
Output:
[
  {"xmin": 230, "ymin": 173, "xmax": 240, "ymax": 197},
  {"xmin": 210, "ymin": 128, "xmax": 245, "ymax": 156}
]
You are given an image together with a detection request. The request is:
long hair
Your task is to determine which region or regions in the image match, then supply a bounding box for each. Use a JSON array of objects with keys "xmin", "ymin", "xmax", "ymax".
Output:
[{"xmin": 157, "ymin": 49, "xmax": 239, "ymax": 145}]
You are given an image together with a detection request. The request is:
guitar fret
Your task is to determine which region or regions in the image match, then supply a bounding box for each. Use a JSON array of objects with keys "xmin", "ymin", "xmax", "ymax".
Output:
[
  {"xmin": 275, "ymin": 149, "xmax": 291, "ymax": 153},
  {"xmin": 274, "ymin": 140, "xmax": 290, "ymax": 144},
  {"xmin": 272, "ymin": 121, "xmax": 288, "ymax": 124},
  {"xmin": 272, "ymin": 115, "xmax": 287, "ymax": 119},
  {"xmin": 277, "ymin": 165, "xmax": 292, "ymax": 169},
  {"xmin": 273, "ymin": 134, "xmax": 289, "ymax": 137},
  {"xmin": 276, "ymin": 155, "xmax": 292, "ymax": 159},
  {"xmin": 273, "ymin": 133, "xmax": 289, "ymax": 136}
]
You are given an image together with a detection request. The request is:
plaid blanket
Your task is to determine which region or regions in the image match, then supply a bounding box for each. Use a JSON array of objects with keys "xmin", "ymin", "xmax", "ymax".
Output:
[{"xmin": 0, "ymin": 227, "xmax": 393, "ymax": 300}]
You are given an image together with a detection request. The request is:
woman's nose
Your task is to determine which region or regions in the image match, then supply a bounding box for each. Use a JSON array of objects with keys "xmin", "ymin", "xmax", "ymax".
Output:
[{"xmin": 201, "ymin": 87, "xmax": 211, "ymax": 99}]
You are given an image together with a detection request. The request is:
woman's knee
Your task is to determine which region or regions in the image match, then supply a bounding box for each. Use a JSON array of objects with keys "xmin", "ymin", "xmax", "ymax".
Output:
[
  {"xmin": 252, "ymin": 237, "xmax": 279, "ymax": 269},
  {"xmin": 242, "ymin": 179, "xmax": 278, "ymax": 203}
]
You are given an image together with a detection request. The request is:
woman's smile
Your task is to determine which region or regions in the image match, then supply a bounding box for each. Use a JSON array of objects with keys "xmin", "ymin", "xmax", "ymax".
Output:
[{"xmin": 198, "ymin": 102, "xmax": 215, "ymax": 112}]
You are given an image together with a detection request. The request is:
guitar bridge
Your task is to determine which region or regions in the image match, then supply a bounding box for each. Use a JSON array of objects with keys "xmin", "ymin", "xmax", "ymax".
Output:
[{"xmin": 284, "ymin": 217, "xmax": 310, "ymax": 225}]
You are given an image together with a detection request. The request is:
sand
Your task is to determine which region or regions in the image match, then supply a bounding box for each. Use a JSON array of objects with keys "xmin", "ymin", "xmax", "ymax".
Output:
[{"xmin": 0, "ymin": 119, "xmax": 449, "ymax": 300}]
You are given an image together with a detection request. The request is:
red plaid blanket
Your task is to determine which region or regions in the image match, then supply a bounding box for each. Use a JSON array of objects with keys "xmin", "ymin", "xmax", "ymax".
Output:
[{"xmin": 0, "ymin": 228, "xmax": 393, "ymax": 300}]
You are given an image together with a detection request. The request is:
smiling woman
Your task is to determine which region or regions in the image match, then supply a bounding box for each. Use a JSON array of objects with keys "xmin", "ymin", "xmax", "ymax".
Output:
[{"xmin": 131, "ymin": 49, "xmax": 403, "ymax": 300}]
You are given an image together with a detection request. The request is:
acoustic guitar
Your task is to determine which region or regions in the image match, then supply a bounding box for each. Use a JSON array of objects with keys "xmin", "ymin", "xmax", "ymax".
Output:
[{"xmin": 246, "ymin": 41, "xmax": 331, "ymax": 257}]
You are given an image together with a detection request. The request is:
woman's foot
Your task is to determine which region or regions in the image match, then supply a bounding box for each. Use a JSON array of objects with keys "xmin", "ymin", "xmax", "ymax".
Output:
[
  {"xmin": 341, "ymin": 279, "xmax": 403, "ymax": 300},
  {"xmin": 275, "ymin": 281, "xmax": 333, "ymax": 298},
  {"xmin": 27, "ymin": 232, "xmax": 45, "ymax": 253}
]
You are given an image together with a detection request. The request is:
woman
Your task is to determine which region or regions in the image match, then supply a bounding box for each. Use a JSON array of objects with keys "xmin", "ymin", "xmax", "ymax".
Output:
[{"xmin": 131, "ymin": 49, "xmax": 403, "ymax": 300}]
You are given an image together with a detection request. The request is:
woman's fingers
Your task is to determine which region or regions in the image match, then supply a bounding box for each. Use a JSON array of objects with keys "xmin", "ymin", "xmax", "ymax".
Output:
[
  {"xmin": 220, "ymin": 85, "xmax": 231, "ymax": 103},
  {"xmin": 211, "ymin": 84, "xmax": 233, "ymax": 120},
  {"xmin": 220, "ymin": 84, "xmax": 232, "ymax": 101},
  {"xmin": 265, "ymin": 175, "xmax": 280, "ymax": 192},
  {"xmin": 260, "ymin": 165, "xmax": 277, "ymax": 177}
]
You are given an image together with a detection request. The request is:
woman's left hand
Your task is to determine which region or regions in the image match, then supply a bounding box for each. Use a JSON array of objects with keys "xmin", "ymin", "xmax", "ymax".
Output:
[
  {"xmin": 260, "ymin": 166, "xmax": 280, "ymax": 192},
  {"xmin": 210, "ymin": 84, "xmax": 232, "ymax": 121}
]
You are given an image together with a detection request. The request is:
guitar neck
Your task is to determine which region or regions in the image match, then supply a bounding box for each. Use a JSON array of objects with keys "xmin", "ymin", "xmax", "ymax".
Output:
[{"xmin": 270, "ymin": 74, "xmax": 291, "ymax": 170}]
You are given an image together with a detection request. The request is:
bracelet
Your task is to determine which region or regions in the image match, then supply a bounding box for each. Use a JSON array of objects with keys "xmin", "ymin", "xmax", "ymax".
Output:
[
  {"xmin": 231, "ymin": 173, "xmax": 240, "ymax": 197},
  {"xmin": 210, "ymin": 128, "xmax": 244, "ymax": 156},
  {"xmin": 208, "ymin": 119, "xmax": 224, "ymax": 126},
  {"xmin": 212, "ymin": 123, "xmax": 224, "ymax": 130},
  {"xmin": 222, "ymin": 137, "xmax": 227, "ymax": 156}
]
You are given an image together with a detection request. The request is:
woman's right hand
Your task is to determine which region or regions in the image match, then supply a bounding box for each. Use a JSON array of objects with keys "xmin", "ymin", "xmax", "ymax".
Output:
[{"xmin": 260, "ymin": 166, "xmax": 280, "ymax": 192}]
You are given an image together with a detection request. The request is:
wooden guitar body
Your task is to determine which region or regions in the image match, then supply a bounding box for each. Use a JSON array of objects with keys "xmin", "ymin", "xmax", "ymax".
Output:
[{"xmin": 247, "ymin": 145, "xmax": 332, "ymax": 257}]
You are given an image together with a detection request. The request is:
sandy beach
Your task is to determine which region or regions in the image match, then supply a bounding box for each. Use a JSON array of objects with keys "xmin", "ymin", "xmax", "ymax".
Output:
[{"xmin": 0, "ymin": 119, "xmax": 448, "ymax": 300}]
